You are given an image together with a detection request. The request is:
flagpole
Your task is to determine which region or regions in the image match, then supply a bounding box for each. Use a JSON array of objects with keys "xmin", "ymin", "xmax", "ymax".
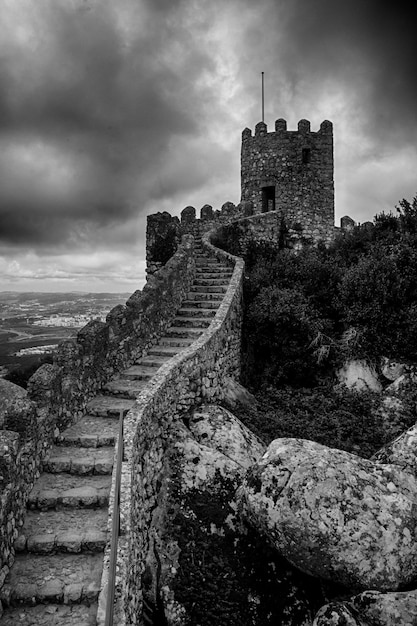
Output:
[{"xmin": 261, "ymin": 72, "xmax": 265, "ymax": 122}]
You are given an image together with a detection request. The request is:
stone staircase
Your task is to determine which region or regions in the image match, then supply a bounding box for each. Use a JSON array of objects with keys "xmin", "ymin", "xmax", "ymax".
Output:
[{"xmin": 0, "ymin": 241, "xmax": 234, "ymax": 625}]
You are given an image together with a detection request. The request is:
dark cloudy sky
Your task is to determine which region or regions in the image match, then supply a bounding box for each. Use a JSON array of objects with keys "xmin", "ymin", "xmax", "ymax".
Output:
[{"xmin": 1, "ymin": 0, "xmax": 416, "ymax": 292}]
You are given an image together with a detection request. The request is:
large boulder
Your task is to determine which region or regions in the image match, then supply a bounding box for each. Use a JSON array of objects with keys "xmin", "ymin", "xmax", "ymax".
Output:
[
  {"xmin": 314, "ymin": 589, "xmax": 417, "ymax": 625},
  {"xmin": 237, "ymin": 438, "xmax": 417, "ymax": 591},
  {"xmin": 337, "ymin": 359, "xmax": 382, "ymax": 392},
  {"xmin": 143, "ymin": 414, "xmax": 322, "ymax": 625},
  {"xmin": 189, "ymin": 404, "xmax": 264, "ymax": 469}
]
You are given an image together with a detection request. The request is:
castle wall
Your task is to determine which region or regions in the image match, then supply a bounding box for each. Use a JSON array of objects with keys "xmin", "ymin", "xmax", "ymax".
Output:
[
  {"xmin": 0, "ymin": 236, "xmax": 197, "ymax": 605},
  {"xmin": 96, "ymin": 229, "xmax": 244, "ymax": 624},
  {"xmin": 241, "ymin": 119, "xmax": 334, "ymax": 242},
  {"xmin": 0, "ymin": 382, "xmax": 54, "ymax": 597}
]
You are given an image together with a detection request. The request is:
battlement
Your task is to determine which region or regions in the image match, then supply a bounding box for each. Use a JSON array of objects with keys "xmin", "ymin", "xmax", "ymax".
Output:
[{"xmin": 242, "ymin": 118, "xmax": 333, "ymax": 139}]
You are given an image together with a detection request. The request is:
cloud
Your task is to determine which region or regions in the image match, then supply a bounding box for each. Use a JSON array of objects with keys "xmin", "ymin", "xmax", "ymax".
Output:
[{"xmin": 0, "ymin": 0, "xmax": 416, "ymax": 290}]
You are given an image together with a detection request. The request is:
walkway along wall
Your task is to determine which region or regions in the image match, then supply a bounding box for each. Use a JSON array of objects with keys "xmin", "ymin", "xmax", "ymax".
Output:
[
  {"xmin": 97, "ymin": 229, "xmax": 244, "ymax": 624},
  {"xmin": 0, "ymin": 235, "xmax": 196, "ymax": 604}
]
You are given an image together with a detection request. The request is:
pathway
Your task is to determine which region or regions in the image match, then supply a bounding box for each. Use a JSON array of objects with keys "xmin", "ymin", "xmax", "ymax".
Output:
[{"xmin": 0, "ymin": 241, "xmax": 233, "ymax": 625}]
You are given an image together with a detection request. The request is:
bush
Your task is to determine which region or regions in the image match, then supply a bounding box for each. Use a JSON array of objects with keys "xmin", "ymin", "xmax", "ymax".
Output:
[
  {"xmin": 231, "ymin": 384, "xmax": 416, "ymax": 459},
  {"xmin": 243, "ymin": 286, "xmax": 327, "ymax": 388}
]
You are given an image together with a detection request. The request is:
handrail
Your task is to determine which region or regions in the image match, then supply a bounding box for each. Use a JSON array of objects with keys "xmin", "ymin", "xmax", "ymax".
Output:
[{"xmin": 104, "ymin": 410, "xmax": 124, "ymax": 626}]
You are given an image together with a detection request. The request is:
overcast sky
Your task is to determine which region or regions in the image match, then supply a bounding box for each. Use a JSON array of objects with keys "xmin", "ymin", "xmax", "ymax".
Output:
[{"xmin": 1, "ymin": 0, "xmax": 416, "ymax": 292}]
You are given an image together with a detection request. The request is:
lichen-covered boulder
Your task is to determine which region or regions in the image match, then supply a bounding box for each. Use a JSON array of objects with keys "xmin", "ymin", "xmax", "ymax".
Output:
[
  {"xmin": 314, "ymin": 589, "xmax": 417, "ymax": 625},
  {"xmin": 189, "ymin": 404, "xmax": 264, "ymax": 470},
  {"xmin": 373, "ymin": 422, "xmax": 417, "ymax": 477},
  {"xmin": 237, "ymin": 437, "xmax": 417, "ymax": 591},
  {"xmin": 144, "ymin": 424, "xmax": 323, "ymax": 625}
]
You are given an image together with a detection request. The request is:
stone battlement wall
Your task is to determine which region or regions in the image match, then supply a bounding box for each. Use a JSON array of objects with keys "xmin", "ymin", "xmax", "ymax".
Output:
[
  {"xmin": 96, "ymin": 227, "xmax": 244, "ymax": 624},
  {"xmin": 0, "ymin": 235, "xmax": 197, "ymax": 595}
]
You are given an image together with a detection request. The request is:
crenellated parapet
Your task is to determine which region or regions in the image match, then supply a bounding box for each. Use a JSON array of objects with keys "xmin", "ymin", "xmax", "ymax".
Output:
[{"xmin": 146, "ymin": 201, "xmax": 255, "ymax": 277}]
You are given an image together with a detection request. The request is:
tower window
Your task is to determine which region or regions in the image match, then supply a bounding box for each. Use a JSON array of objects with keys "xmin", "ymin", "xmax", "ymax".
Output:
[
  {"xmin": 262, "ymin": 186, "xmax": 275, "ymax": 213},
  {"xmin": 302, "ymin": 148, "xmax": 311, "ymax": 164}
]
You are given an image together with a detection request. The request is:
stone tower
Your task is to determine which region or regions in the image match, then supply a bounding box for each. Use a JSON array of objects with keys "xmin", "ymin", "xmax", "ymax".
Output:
[{"xmin": 240, "ymin": 118, "xmax": 335, "ymax": 240}]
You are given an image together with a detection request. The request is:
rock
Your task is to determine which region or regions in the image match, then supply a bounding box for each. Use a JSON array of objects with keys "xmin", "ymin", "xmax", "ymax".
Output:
[
  {"xmin": 314, "ymin": 589, "xmax": 417, "ymax": 625},
  {"xmin": 237, "ymin": 437, "xmax": 417, "ymax": 591},
  {"xmin": 381, "ymin": 357, "xmax": 406, "ymax": 382},
  {"xmin": 313, "ymin": 602, "xmax": 359, "ymax": 625},
  {"xmin": 143, "ymin": 424, "xmax": 322, "ymax": 625},
  {"xmin": 0, "ymin": 379, "xmax": 28, "ymax": 428},
  {"xmin": 385, "ymin": 372, "xmax": 417, "ymax": 393},
  {"xmin": 189, "ymin": 404, "xmax": 264, "ymax": 470},
  {"xmin": 372, "ymin": 422, "xmax": 417, "ymax": 477},
  {"xmin": 222, "ymin": 377, "xmax": 258, "ymax": 411},
  {"xmin": 337, "ymin": 360, "xmax": 382, "ymax": 392}
]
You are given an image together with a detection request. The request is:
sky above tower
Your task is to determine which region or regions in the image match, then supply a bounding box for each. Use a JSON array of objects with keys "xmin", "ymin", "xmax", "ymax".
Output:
[{"xmin": 0, "ymin": 0, "xmax": 416, "ymax": 292}]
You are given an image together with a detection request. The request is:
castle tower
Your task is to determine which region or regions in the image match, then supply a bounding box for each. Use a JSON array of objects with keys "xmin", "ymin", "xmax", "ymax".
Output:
[{"xmin": 241, "ymin": 118, "xmax": 335, "ymax": 240}]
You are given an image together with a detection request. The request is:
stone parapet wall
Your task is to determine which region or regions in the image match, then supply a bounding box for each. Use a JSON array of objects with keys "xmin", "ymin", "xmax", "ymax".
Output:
[
  {"xmin": 0, "ymin": 235, "xmax": 197, "ymax": 603},
  {"xmin": 0, "ymin": 381, "xmax": 56, "ymax": 597},
  {"xmin": 27, "ymin": 234, "xmax": 196, "ymax": 428},
  {"xmin": 97, "ymin": 228, "xmax": 244, "ymax": 624},
  {"xmin": 146, "ymin": 202, "xmax": 254, "ymax": 277}
]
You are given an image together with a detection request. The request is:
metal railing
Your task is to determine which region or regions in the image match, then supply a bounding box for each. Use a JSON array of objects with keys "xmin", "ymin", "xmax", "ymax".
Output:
[{"xmin": 104, "ymin": 410, "xmax": 124, "ymax": 626}]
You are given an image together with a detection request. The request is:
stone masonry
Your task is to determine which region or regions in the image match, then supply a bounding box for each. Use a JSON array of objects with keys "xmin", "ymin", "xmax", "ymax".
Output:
[{"xmin": 241, "ymin": 119, "xmax": 335, "ymax": 242}]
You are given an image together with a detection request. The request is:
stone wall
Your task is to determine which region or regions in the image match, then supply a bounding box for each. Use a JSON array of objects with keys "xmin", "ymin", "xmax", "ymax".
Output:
[
  {"xmin": 0, "ymin": 380, "xmax": 55, "ymax": 596},
  {"xmin": 241, "ymin": 119, "xmax": 334, "ymax": 242},
  {"xmin": 0, "ymin": 235, "xmax": 197, "ymax": 602},
  {"xmin": 27, "ymin": 234, "xmax": 196, "ymax": 428},
  {"xmin": 146, "ymin": 202, "xmax": 254, "ymax": 277},
  {"xmin": 96, "ymin": 228, "xmax": 245, "ymax": 624}
]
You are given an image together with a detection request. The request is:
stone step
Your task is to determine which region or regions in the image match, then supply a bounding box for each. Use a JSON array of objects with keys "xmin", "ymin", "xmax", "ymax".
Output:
[
  {"xmin": 0, "ymin": 553, "xmax": 103, "ymax": 608},
  {"xmin": 15, "ymin": 509, "xmax": 107, "ymax": 555},
  {"xmin": 190, "ymin": 284, "xmax": 228, "ymax": 294},
  {"xmin": 195, "ymin": 263, "xmax": 231, "ymax": 270},
  {"xmin": 158, "ymin": 336, "xmax": 195, "ymax": 348},
  {"xmin": 195, "ymin": 271, "xmax": 233, "ymax": 279},
  {"xmin": 164, "ymin": 326, "xmax": 205, "ymax": 339},
  {"xmin": 176, "ymin": 307, "xmax": 216, "ymax": 318},
  {"xmin": 86, "ymin": 395, "xmax": 135, "ymax": 417},
  {"xmin": 147, "ymin": 345, "xmax": 182, "ymax": 357},
  {"xmin": 102, "ymin": 377, "xmax": 148, "ymax": 397},
  {"xmin": 172, "ymin": 316, "xmax": 211, "ymax": 328},
  {"xmin": 193, "ymin": 277, "xmax": 230, "ymax": 286},
  {"xmin": 137, "ymin": 354, "xmax": 172, "ymax": 367},
  {"xmin": 43, "ymin": 446, "xmax": 114, "ymax": 476},
  {"xmin": 56, "ymin": 415, "xmax": 119, "ymax": 448},
  {"xmin": 27, "ymin": 473, "xmax": 111, "ymax": 510},
  {"xmin": 121, "ymin": 365, "xmax": 158, "ymax": 381},
  {"xmin": 181, "ymin": 300, "xmax": 221, "ymax": 309},
  {"xmin": 0, "ymin": 602, "xmax": 98, "ymax": 625},
  {"xmin": 187, "ymin": 291, "xmax": 223, "ymax": 301}
]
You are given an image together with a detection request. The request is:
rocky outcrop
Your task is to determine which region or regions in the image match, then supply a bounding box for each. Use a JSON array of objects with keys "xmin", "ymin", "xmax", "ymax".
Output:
[
  {"xmin": 142, "ymin": 412, "xmax": 322, "ymax": 625},
  {"xmin": 314, "ymin": 589, "xmax": 417, "ymax": 625},
  {"xmin": 222, "ymin": 377, "xmax": 258, "ymax": 411},
  {"xmin": 372, "ymin": 422, "xmax": 417, "ymax": 477},
  {"xmin": 337, "ymin": 359, "xmax": 382, "ymax": 392},
  {"xmin": 381, "ymin": 358, "xmax": 406, "ymax": 382},
  {"xmin": 188, "ymin": 404, "xmax": 264, "ymax": 469},
  {"xmin": 237, "ymin": 437, "xmax": 417, "ymax": 591}
]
